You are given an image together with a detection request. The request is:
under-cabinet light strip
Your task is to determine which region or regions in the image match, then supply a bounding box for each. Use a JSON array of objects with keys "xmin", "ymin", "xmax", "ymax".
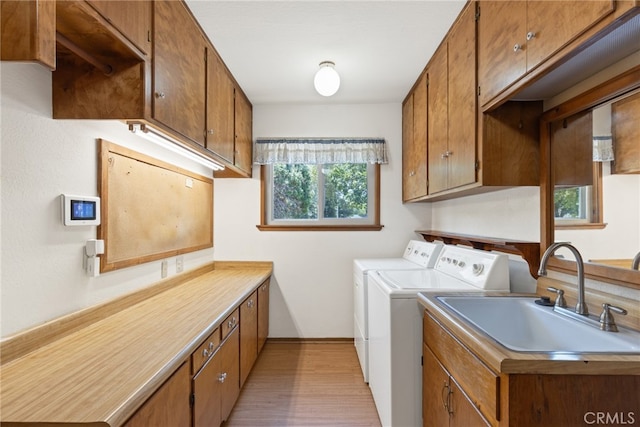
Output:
[{"xmin": 128, "ymin": 123, "xmax": 225, "ymax": 171}]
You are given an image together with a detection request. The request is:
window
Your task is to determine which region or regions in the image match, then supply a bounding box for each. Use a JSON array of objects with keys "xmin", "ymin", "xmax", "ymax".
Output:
[
  {"xmin": 554, "ymin": 162, "xmax": 604, "ymax": 229},
  {"xmin": 255, "ymin": 138, "xmax": 386, "ymax": 231}
]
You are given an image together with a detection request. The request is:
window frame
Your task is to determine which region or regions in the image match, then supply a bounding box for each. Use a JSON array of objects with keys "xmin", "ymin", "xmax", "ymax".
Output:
[{"xmin": 257, "ymin": 164, "xmax": 383, "ymax": 231}]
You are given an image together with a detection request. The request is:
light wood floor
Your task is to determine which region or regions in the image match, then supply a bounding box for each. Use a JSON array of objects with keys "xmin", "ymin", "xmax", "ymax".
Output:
[{"xmin": 224, "ymin": 340, "xmax": 382, "ymax": 426}]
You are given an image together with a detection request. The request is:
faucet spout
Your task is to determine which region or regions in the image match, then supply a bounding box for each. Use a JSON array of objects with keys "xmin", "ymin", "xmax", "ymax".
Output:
[
  {"xmin": 538, "ymin": 242, "xmax": 588, "ymax": 316},
  {"xmin": 632, "ymin": 251, "xmax": 640, "ymax": 271}
]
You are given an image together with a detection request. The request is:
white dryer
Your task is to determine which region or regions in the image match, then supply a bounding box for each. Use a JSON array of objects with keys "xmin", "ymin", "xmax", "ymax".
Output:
[
  {"xmin": 367, "ymin": 245, "xmax": 510, "ymax": 427},
  {"xmin": 353, "ymin": 240, "xmax": 443, "ymax": 382}
]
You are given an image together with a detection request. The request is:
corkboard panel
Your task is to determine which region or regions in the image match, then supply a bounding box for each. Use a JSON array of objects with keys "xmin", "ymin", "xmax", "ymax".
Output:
[{"xmin": 98, "ymin": 140, "xmax": 213, "ymax": 272}]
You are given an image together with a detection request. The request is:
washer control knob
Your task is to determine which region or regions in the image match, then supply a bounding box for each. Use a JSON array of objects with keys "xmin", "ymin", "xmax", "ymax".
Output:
[
  {"xmin": 472, "ymin": 263, "xmax": 484, "ymax": 276},
  {"xmin": 458, "ymin": 261, "xmax": 466, "ymax": 268}
]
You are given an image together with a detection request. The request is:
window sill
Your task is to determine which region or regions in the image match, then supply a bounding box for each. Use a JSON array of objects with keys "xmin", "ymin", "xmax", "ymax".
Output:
[
  {"xmin": 555, "ymin": 222, "xmax": 607, "ymax": 230},
  {"xmin": 256, "ymin": 224, "xmax": 384, "ymax": 232}
]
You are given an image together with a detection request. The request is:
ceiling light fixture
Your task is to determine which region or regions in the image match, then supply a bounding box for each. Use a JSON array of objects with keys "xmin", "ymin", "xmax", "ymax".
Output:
[{"xmin": 314, "ymin": 61, "xmax": 340, "ymax": 97}]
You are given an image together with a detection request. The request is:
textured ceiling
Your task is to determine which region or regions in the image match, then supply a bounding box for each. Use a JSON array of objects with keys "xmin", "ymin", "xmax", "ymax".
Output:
[{"xmin": 186, "ymin": 0, "xmax": 466, "ymax": 105}]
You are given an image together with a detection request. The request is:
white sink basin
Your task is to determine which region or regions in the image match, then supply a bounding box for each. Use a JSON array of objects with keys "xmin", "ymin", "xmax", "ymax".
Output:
[{"xmin": 437, "ymin": 296, "xmax": 640, "ymax": 353}]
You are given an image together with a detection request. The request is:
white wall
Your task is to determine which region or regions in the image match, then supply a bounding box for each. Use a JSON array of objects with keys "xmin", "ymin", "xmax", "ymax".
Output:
[
  {"xmin": 212, "ymin": 103, "xmax": 431, "ymax": 338},
  {"xmin": 1, "ymin": 63, "xmax": 215, "ymax": 337}
]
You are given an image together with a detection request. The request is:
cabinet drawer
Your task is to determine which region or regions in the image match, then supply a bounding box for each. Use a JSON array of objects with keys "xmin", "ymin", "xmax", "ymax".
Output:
[
  {"xmin": 192, "ymin": 328, "xmax": 220, "ymax": 375},
  {"xmin": 424, "ymin": 312, "xmax": 500, "ymax": 422},
  {"xmin": 222, "ymin": 308, "xmax": 239, "ymax": 340}
]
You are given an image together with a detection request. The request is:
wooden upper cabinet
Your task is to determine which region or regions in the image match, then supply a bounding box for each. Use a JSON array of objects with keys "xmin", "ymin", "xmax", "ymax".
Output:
[
  {"xmin": 86, "ymin": 0, "xmax": 152, "ymax": 55},
  {"xmin": 477, "ymin": 1, "xmax": 528, "ymax": 107},
  {"xmin": 526, "ymin": 1, "xmax": 614, "ymax": 70},
  {"xmin": 446, "ymin": 3, "xmax": 477, "ymax": 191},
  {"xmin": 402, "ymin": 72, "xmax": 428, "ymax": 202},
  {"xmin": 612, "ymin": 91, "xmax": 640, "ymax": 174},
  {"xmin": 427, "ymin": 44, "xmax": 449, "ymax": 195},
  {"xmin": 153, "ymin": 0, "xmax": 206, "ymax": 146},
  {"xmin": 234, "ymin": 89, "xmax": 254, "ymax": 175},
  {"xmin": 206, "ymin": 47, "xmax": 235, "ymax": 162},
  {"xmin": 1, "ymin": 0, "xmax": 56, "ymax": 70},
  {"xmin": 478, "ymin": 0, "xmax": 615, "ymax": 107},
  {"xmin": 428, "ymin": 2, "xmax": 476, "ymax": 196}
]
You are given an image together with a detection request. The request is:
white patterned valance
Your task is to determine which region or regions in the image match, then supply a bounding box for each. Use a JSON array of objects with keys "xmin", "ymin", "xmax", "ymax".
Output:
[
  {"xmin": 254, "ymin": 138, "xmax": 388, "ymax": 165},
  {"xmin": 593, "ymin": 136, "xmax": 614, "ymax": 162}
]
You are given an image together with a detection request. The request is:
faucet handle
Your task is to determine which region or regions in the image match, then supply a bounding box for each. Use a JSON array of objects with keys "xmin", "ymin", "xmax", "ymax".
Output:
[
  {"xmin": 546, "ymin": 287, "xmax": 567, "ymax": 308},
  {"xmin": 599, "ymin": 303, "xmax": 628, "ymax": 332}
]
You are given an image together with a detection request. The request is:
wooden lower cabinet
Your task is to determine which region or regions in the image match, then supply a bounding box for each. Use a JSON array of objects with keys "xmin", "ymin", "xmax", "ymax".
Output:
[
  {"xmin": 124, "ymin": 362, "xmax": 191, "ymax": 427},
  {"xmin": 423, "ymin": 311, "xmax": 640, "ymax": 426},
  {"xmin": 240, "ymin": 290, "xmax": 258, "ymax": 387},
  {"xmin": 220, "ymin": 327, "xmax": 241, "ymax": 422},
  {"xmin": 258, "ymin": 279, "xmax": 270, "ymax": 352},
  {"xmin": 423, "ymin": 345, "xmax": 490, "ymax": 427}
]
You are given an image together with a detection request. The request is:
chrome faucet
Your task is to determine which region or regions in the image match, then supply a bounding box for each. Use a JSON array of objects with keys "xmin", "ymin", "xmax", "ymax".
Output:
[
  {"xmin": 632, "ymin": 251, "xmax": 640, "ymax": 270},
  {"xmin": 538, "ymin": 242, "xmax": 588, "ymax": 316}
]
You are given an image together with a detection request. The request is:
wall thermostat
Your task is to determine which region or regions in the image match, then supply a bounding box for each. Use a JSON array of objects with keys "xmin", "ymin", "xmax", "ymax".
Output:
[{"xmin": 61, "ymin": 194, "xmax": 101, "ymax": 226}]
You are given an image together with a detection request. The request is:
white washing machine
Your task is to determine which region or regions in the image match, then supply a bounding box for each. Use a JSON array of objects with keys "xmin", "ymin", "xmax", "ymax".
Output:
[
  {"xmin": 353, "ymin": 240, "xmax": 443, "ymax": 383},
  {"xmin": 367, "ymin": 246, "xmax": 510, "ymax": 427}
]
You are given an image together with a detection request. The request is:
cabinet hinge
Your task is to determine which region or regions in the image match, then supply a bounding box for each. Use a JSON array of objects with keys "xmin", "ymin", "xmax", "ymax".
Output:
[
  {"xmin": 477, "ymin": 86, "xmax": 481, "ymax": 97},
  {"xmin": 475, "ymin": 161, "xmax": 480, "ymax": 170},
  {"xmin": 475, "ymin": 5, "xmax": 480, "ymax": 21},
  {"xmin": 147, "ymin": 30, "xmax": 151, "ymax": 43},
  {"xmin": 421, "ymin": 355, "xmax": 423, "ymax": 366},
  {"xmin": 190, "ymin": 393, "xmax": 195, "ymax": 407}
]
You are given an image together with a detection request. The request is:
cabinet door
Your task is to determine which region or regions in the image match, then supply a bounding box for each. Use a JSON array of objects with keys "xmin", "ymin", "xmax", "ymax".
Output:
[
  {"xmin": 449, "ymin": 376, "xmax": 491, "ymax": 427},
  {"xmin": 206, "ymin": 47, "xmax": 235, "ymax": 162},
  {"xmin": 153, "ymin": 0, "xmax": 206, "ymax": 146},
  {"xmin": 234, "ymin": 89, "xmax": 253, "ymax": 175},
  {"xmin": 612, "ymin": 91, "xmax": 640, "ymax": 174},
  {"xmin": 124, "ymin": 362, "xmax": 191, "ymax": 427},
  {"xmin": 446, "ymin": 3, "xmax": 477, "ymax": 190},
  {"xmin": 551, "ymin": 110, "xmax": 593, "ymax": 186},
  {"xmin": 526, "ymin": 0, "xmax": 614, "ymax": 71},
  {"xmin": 402, "ymin": 93, "xmax": 415, "ymax": 201},
  {"xmin": 219, "ymin": 327, "xmax": 240, "ymax": 422},
  {"xmin": 422, "ymin": 344, "xmax": 451, "ymax": 427},
  {"xmin": 477, "ymin": 1, "xmax": 527, "ymax": 106},
  {"xmin": 0, "ymin": 0, "xmax": 56, "ymax": 69},
  {"xmin": 240, "ymin": 290, "xmax": 258, "ymax": 387},
  {"xmin": 258, "ymin": 280, "xmax": 270, "ymax": 353},
  {"xmin": 87, "ymin": 0, "xmax": 152, "ymax": 55},
  {"xmin": 193, "ymin": 353, "xmax": 222, "ymax": 427},
  {"xmin": 403, "ymin": 73, "xmax": 429, "ymax": 201},
  {"xmin": 427, "ymin": 45, "xmax": 449, "ymax": 195}
]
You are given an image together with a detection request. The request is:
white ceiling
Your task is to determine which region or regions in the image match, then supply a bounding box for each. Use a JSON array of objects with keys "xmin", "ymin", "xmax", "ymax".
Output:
[{"xmin": 186, "ymin": 0, "xmax": 466, "ymax": 106}]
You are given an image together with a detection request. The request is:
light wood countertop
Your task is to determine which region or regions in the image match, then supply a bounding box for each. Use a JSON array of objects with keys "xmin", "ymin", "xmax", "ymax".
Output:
[
  {"xmin": 418, "ymin": 291, "xmax": 640, "ymax": 376},
  {"xmin": 0, "ymin": 262, "xmax": 272, "ymax": 426}
]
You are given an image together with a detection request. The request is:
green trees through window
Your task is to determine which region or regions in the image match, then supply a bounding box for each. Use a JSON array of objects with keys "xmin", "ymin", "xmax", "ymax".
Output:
[{"xmin": 272, "ymin": 163, "xmax": 369, "ymax": 221}]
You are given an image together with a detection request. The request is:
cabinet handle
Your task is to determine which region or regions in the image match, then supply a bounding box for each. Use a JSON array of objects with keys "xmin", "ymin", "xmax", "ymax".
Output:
[
  {"xmin": 526, "ymin": 31, "xmax": 536, "ymax": 41},
  {"xmin": 155, "ymin": 92, "xmax": 166, "ymax": 99},
  {"xmin": 207, "ymin": 129, "xmax": 215, "ymax": 135},
  {"xmin": 441, "ymin": 382, "xmax": 451, "ymax": 412},
  {"xmin": 209, "ymin": 341, "xmax": 215, "ymax": 351},
  {"xmin": 218, "ymin": 372, "xmax": 227, "ymax": 383},
  {"xmin": 409, "ymin": 170, "xmax": 415, "ymax": 177},
  {"xmin": 203, "ymin": 348, "xmax": 210, "ymax": 358},
  {"xmin": 441, "ymin": 151, "xmax": 452, "ymax": 159},
  {"xmin": 513, "ymin": 43, "xmax": 522, "ymax": 52},
  {"xmin": 248, "ymin": 299, "xmax": 255, "ymax": 308}
]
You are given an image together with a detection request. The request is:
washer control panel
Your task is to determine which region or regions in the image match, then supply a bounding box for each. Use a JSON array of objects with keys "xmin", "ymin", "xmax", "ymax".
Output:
[
  {"xmin": 405, "ymin": 241, "xmax": 444, "ymax": 268},
  {"xmin": 435, "ymin": 246, "xmax": 509, "ymax": 290}
]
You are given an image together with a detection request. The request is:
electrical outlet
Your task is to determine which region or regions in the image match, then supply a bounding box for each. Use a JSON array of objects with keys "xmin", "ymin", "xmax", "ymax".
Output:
[
  {"xmin": 176, "ymin": 256, "xmax": 184, "ymax": 273},
  {"xmin": 161, "ymin": 260, "xmax": 168, "ymax": 278}
]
